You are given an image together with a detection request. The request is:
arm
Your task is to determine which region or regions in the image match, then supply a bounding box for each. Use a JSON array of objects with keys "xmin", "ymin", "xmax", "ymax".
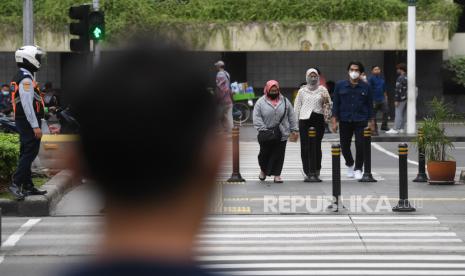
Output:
[
  {"xmin": 18, "ymin": 79, "xmax": 40, "ymax": 129},
  {"xmin": 293, "ymin": 89, "xmax": 303, "ymax": 120},
  {"xmin": 330, "ymin": 83, "xmax": 340, "ymax": 133},
  {"xmin": 367, "ymin": 85, "xmax": 374, "ymax": 121},
  {"xmin": 253, "ymin": 100, "xmax": 267, "ymax": 131},
  {"xmin": 287, "ymin": 99, "xmax": 299, "ymax": 132}
]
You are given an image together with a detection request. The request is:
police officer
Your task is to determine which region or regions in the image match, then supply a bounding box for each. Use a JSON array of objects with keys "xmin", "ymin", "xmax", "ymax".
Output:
[{"xmin": 8, "ymin": 45, "xmax": 47, "ymax": 200}]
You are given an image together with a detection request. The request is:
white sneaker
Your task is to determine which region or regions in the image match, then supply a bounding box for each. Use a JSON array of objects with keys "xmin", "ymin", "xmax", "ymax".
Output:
[
  {"xmin": 385, "ymin": 129, "xmax": 399, "ymax": 134},
  {"xmin": 398, "ymin": 129, "xmax": 405, "ymax": 133},
  {"xmin": 354, "ymin": 170, "xmax": 363, "ymax": 180},
  {"xmin": 346, "ymin": 165, "xmax": 355, "ymax": 178}
]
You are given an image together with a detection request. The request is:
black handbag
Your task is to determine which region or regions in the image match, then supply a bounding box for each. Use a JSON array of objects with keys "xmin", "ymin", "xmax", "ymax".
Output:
[{"xmin": 257, "ymin": 98, "xmax": 287, "ymax": 143}]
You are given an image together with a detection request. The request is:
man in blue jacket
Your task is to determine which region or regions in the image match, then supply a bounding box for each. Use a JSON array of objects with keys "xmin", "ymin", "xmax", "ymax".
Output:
[{"xmin": 331, "ymin": 61, "xmax": 374, "ymax": 180}]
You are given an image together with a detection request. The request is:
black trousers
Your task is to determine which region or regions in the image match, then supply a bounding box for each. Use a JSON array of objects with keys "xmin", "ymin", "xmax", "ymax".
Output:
[
  {"xmin": 299, "ymin": 112, "xmax": 325, "ymax": 175},
  {"xmin": 13, "ymin": 118, "xmax": 41, "ymax": 188},
  {"xmin": 339, "ymin": 121, "xmax": 367, "ymax": 171},
  {"xmin": 373, "ymin": 101, "xmax": 388, "ymax": 130},
  {"xmin": 258, "ymin": 140, "xmax": 287, "ymax": 176}
]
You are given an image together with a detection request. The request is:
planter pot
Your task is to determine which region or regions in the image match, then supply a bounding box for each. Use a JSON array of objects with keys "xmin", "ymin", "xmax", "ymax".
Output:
[{"xmin": 427, "ymin": 161, "xmax": 456, "ymax": 185}]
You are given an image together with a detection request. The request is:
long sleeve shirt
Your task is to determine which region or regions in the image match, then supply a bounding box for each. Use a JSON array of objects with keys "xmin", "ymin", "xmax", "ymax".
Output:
[
  {"xmin": 294, "ymin": 85, "xmax": 331, "ymax": 120},
  {"xmin": 332, "ymin": 80, "xmax": 373, "ymax": 122},
  {"xmin": 18, "ymin": 68, "xmax": 40, "ymax": 128},
  {"xmin": 394, "ymin": 74, "xmax": 408, "ymax": 102}
]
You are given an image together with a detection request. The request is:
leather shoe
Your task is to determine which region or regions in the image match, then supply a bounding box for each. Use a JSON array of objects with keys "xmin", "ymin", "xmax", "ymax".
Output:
[{"xmin": 8, "ymin": 183, "xmax": 25, "ymax": 201}]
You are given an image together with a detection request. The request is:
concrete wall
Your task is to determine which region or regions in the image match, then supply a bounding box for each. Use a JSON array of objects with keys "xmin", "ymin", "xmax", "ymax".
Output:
[
  {"xmin": 444, "ymin": 33, "xmax": 465, "ymax": 59},
  {"xmin": 0, "ymin": 21, "xmax": 449, "ymax": 52},
  {"xmin": 0, "ymin": 52, "xmax": 61, "ymax": 88}
]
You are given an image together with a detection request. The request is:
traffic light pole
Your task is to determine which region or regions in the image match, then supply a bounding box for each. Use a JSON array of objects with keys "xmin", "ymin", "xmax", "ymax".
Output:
[
  {"xmin": 23, "ymin": 0, "xmax": 34, "ymax": 45},
  {"xmin": 93, "ymin": 0, "xmax": 101, "ymax": 67}
]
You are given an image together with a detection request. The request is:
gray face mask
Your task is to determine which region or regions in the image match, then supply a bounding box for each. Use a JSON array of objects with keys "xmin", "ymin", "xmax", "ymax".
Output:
[{"xmin": 307, "ymin": 75, "xmax": 319, "ymax": 86}]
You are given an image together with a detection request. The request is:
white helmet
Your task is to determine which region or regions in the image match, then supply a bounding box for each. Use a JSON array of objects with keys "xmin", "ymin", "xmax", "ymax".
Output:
[{"xmin": 15, "ymin": 45, "xmax": 45, "ymax": 70}]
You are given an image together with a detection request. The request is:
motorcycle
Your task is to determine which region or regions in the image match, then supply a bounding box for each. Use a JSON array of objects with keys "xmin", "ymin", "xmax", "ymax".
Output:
[{"xmin": 0, "ymin": 113, "xmax": 17, "ymax": 133}]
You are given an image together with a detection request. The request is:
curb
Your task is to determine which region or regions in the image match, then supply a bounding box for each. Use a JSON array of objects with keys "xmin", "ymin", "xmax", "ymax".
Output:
[{"xmin": 0, "ymin": 170, "xmax": 75, "ymax": 216}]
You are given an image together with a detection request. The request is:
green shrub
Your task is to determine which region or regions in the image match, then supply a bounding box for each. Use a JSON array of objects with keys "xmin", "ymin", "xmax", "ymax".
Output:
[
  {"xmin": 0, "ymin": 0, "xmax": 461, "ymax": 40},
  {"xmin": 444, "ymin": 57, "xmax": 465, "ymax": 88},
  {"xmin": 0, "ymin": 133, "xmax": 19, "ymax": 186}
]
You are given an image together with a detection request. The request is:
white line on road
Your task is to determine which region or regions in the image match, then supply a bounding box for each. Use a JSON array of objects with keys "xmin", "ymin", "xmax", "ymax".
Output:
[
  {"xmin": 202, "ymin": 262, "xmax": 465, "ymax": 269},
  {"xmin": 0, "ymin": 218, "xmax": 41, "ymax": 264},
  {"xmin": 196, "ymin": 254, "xmax": 465, "ymax": 261},
  {"xmin": 372, "ymin": 142, "xmax": 419, "ymax": 165},
  {"xmin": 226, "ymin": 270, "xmax": 465, "ymax": 275}
]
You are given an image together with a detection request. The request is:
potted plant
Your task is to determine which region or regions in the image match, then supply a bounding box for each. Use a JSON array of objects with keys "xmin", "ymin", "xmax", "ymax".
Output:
[{"xmin": 416, "ymin": 98, "xmax": 459, "ymax": 184}]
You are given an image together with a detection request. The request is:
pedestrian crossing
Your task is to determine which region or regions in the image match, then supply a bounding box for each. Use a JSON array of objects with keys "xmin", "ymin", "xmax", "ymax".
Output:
[
  {"xmin": 219, "ymin": 142, "xmax": 384, "ymax": 182},
  {"xmin": 195, "ymin": 215, "xmax": 465, "ymax": 275},
  {"xmin": 2, "ymin": 215, "xmax": 465, "ymax": 275}
]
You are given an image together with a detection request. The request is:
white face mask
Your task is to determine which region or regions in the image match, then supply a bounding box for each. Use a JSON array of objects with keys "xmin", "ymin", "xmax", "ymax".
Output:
[{"xmin": 349, "ymin": 71, "xmax": 360, "ymax": 80}]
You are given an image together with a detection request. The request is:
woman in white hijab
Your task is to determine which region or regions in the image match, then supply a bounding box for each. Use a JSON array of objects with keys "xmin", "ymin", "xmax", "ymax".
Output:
[{"xmin": 294, "ymin": 68, "xmax": 332, "ymax": 180}]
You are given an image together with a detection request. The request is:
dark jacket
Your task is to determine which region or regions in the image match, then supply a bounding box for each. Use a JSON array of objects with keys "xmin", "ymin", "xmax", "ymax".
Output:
[
  {"xmin": 394, "ymin": 74, "xmax": 407, "ymax": 102},
  {"xmin": 332, "ymin": 80, "xmax": 373, "ymax": 122}
]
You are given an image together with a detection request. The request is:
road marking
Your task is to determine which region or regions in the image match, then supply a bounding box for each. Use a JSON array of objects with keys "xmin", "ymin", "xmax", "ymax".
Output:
[
  {"xmin": 372, "ymin": 142, "xmax": 419, "ymax": 165},
  {"xmin": 0, "ymin": 218, "xmax": 41, "ymax": 264},
  {"xmin": 196, "ymin": 238, "xmax": 463, "ymax": 244},
  {"xmin": 202, "ymin": 262, "xmax": 465, "ymax": 269},
  {"xmin": 224, "ymin": 270, "xmax": 465, "ymax": 275},
  {"xmin": 196, "ymin": 254, "xmax": 465, "ymax": 261},
  {"xmin": 223, "ymin": 207, "xmax": 251, "ymax": 214}
]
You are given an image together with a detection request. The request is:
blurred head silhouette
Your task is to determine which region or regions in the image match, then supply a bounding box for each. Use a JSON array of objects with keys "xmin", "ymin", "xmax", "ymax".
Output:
[{"xmin": 69, "ymin": 37, "xmax": 225, "ymax": 266}]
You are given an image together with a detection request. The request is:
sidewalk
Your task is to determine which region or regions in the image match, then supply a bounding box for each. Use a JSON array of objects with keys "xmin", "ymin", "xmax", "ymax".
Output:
[{"xmin": 237, "ymin": 124, "xmax": 465, "ymax": 142}]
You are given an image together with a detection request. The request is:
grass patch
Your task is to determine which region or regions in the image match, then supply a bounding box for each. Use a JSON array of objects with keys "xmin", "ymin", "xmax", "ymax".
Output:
[{"xmin": 0, "ymin": 176, "xmax": 49, "ymax": 200}]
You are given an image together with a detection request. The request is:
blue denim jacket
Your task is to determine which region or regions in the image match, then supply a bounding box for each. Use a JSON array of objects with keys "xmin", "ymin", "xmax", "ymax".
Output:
[{"xmin": 332, "ymin": 80, "xmax": 373, "ymax": 122}]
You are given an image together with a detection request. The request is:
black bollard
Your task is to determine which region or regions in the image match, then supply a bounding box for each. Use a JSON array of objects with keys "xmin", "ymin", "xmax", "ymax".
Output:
[
  {"xmin": 304, "ymin": 127, "xmax": 322, "ymax": 182},
  {"xmin": 227, "ymin": 127, "xmax": 245, "ymax": 182},
  {"xmin": 328, "ymin": 144, "xmax": 343, "ymax": 211},
  {"xmin": 393, "ymin": 143, "xmax": 416, "ymax": 212},
  {"xmin": 413, "ymin": 128, "xmax": 428, "ymax": 182},
  {"xmin": 359, "ymin": 127, "xmax": 377, "ymax": 182}
]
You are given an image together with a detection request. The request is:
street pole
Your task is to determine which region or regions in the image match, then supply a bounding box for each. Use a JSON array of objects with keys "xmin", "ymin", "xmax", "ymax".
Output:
[
  {"xmin": 92, "ymin": 0, "xmax": 101, "ymax": 67},
  {"xmin": 23, "ymin": 0, "xmax": 34, "ymax": 45},
  {"xmin": 407, "ymin": 0, "xmax": 416, "ymax": 134}
]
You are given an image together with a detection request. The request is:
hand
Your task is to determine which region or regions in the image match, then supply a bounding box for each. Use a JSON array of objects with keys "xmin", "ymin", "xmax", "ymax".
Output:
[
  {"xmin": 331, "ymin": 118, "xmax": 338, "ymax": 133},
  {"xmin": 33, "ymin": 128, "xmax": 42, "ymax": 139},
  {"xmin": 395, "ymin": 101, "xmax": 399, "ymax": 108}
]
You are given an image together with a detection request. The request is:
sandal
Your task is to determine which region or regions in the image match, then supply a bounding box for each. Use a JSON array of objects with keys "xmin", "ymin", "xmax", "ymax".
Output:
[{"xmin": 274, "ymin": 176, "xmax": 283, "ymax": 183}]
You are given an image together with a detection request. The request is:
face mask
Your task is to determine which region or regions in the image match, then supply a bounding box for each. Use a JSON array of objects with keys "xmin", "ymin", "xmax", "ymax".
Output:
[
  {"xmin": 2, "ymin": 91, "xmax": 9, "ymax": 96},
  {"xmin": 349, "ymin": 71, "xmax": 360, "ymax": 80},
  {"xmin": 268, "ymin": 93, "xmax": 279, "ymax": 100}
]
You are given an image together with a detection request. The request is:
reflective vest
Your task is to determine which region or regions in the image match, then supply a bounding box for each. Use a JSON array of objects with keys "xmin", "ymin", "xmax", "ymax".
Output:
[{"xmin": 10, "ymin": 70, "xmax": 45, "ymax": 120}]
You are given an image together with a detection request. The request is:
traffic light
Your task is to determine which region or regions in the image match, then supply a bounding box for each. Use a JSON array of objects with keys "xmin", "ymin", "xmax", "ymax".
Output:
[
  {"xmin": 89, "ymin": 11, "xmax": 105, "ymax": 41},
  {"xmin": 69, "ymin": 4, "xmax": 90, "ymax": 52}
]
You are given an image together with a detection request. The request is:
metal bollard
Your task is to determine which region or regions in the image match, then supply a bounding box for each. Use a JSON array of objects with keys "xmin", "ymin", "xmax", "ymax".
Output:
[
  {"xmin": 359, "ymin": 127, "xmax": 377, "ymax": 182},
  {"xmin": 304, "ymin": 127, "xmax": 322, "ymax": 182},
  {"xmin": 393, "ymin": 143, "xmax": 416, "ymax": 212},
  {"xmin": 328, "ymin": 144, "xmax": 343, "ymax": 211},
  {"xmin": 413, "ymin": 128, "xmax": 428, "ymax": 182},
  {"xmin": 227, "ymin": 127, "xmax": 245, "ymax": 182}
]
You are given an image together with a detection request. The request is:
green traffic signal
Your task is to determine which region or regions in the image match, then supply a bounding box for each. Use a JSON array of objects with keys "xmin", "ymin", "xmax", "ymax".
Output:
[
  {"xmin": 92, "ymin": 26, "xmax": 103, "ymax": 40},
  {"xmin": 89, "ymin": 11, "xmax": 105, "ymax": 41}
]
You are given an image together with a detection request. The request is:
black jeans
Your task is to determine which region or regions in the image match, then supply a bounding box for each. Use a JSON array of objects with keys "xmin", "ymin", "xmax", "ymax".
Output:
[
  {"xmin": 373, "ymin": 101, "xmax": 388, "ymax": 130},
  {"xmin": 258, "ymin": 140, "xmax": 287, "ymax": 176},
  {"xmin": 13, "ymin": 118, "xmax": 41, "ymax": 187},
  {"xmin": 299, "ymin": 112, "xmax": 325, "ymax": 175},
  {"xmin": 339, "ymin": 121, "xmax": 367, "ymax": 171}
]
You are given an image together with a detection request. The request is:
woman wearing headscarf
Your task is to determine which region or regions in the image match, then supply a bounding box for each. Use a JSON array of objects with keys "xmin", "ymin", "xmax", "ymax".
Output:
[
  {"xmin": 294, "ymin": 68, "xmax": 332, "ymax": 179},
  {"xmin": 253, "ymin": 80, "xmax": 298, "ymax": 183}
]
